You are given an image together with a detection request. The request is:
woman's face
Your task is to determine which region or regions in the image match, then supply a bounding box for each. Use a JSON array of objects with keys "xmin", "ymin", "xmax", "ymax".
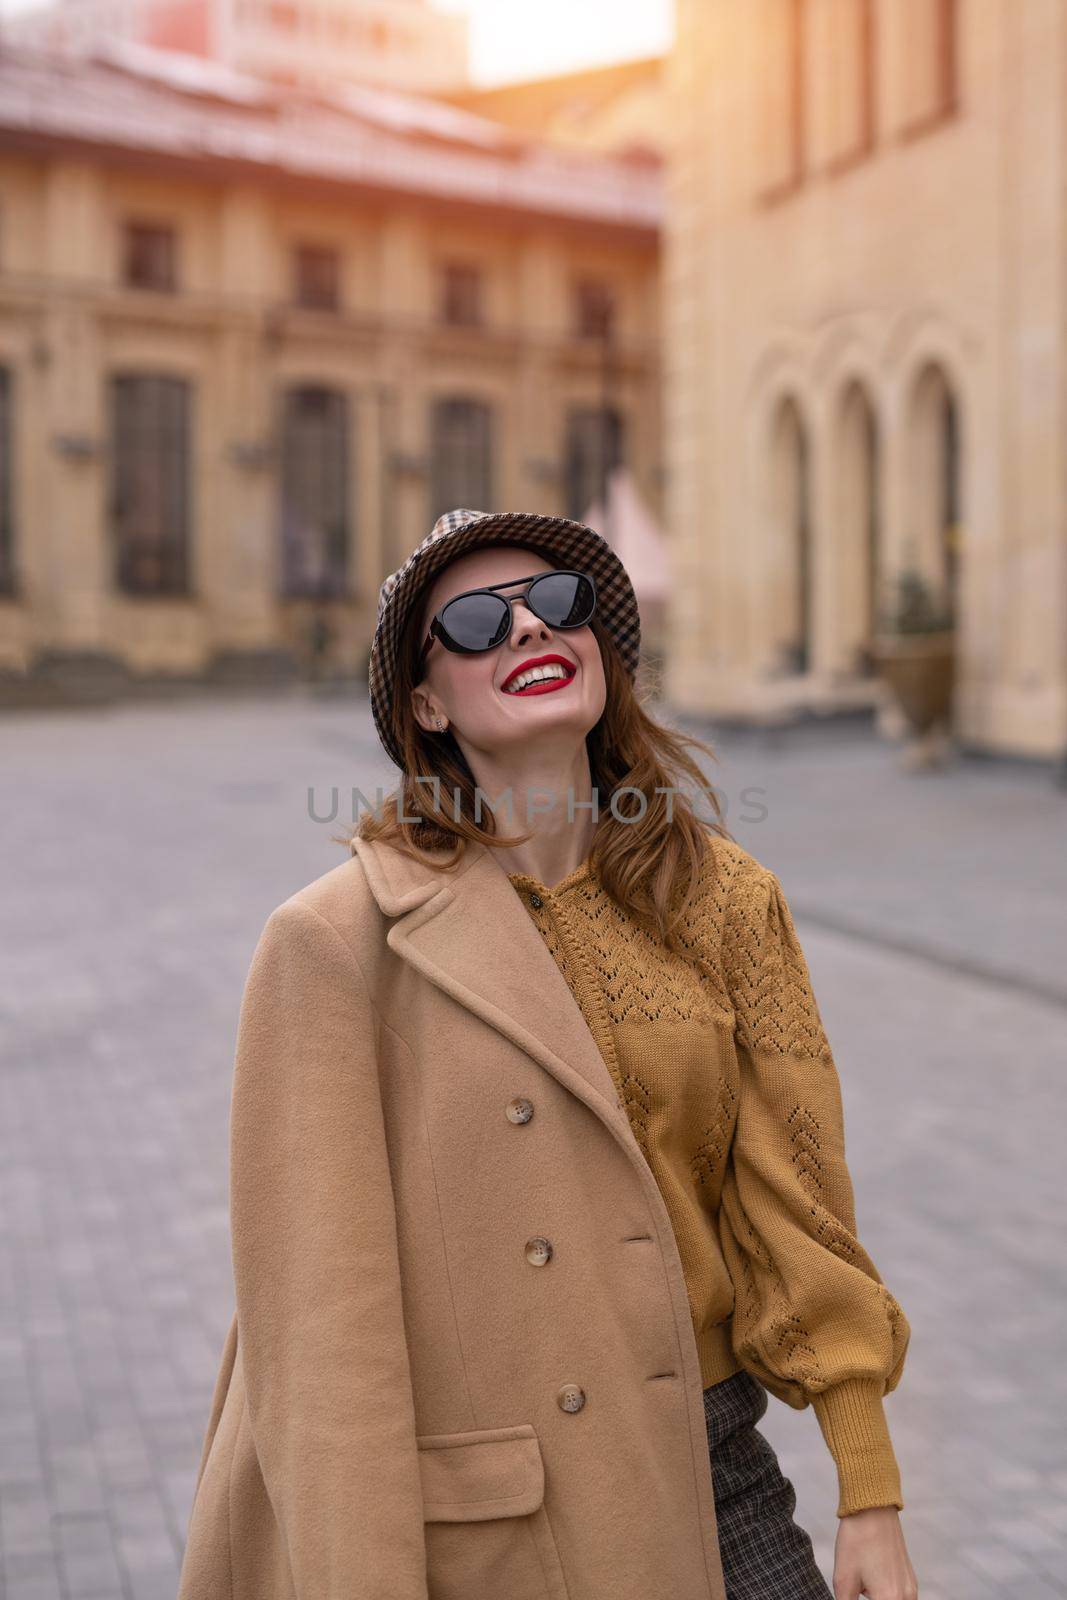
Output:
[{"xmin": 411, "ymin": 545, "xmax": 607, "ymax": 765}]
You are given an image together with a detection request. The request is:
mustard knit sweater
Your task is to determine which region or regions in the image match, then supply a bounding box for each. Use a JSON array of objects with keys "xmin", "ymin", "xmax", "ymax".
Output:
[{"xmin": 506, "ymin": 832, "xmax": 910, "ymax": 1520}]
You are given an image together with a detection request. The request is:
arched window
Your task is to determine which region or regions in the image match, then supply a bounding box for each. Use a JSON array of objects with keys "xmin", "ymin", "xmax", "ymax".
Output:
[
  {"xmin": 769, "ymin": 395, "xmax": 813, "ymax": 674},
  {"xmin": 837, "ymin": 380, "xmax": 880, "ymax": 672},
  {"xmin": 906, "ymin": 362, "xmax": 960, "ymax": 625}
]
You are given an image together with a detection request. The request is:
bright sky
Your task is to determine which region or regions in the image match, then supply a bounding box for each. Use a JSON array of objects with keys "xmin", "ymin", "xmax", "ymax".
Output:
[{"xmin": 433, "ymin": 0, "xmax": 674, "ymax": 88}]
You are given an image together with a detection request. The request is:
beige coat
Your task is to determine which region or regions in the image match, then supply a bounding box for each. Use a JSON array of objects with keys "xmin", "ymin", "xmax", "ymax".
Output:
[{"xmin": 177, "ymin": 833, "xmax": 731, "ymax": 1600}]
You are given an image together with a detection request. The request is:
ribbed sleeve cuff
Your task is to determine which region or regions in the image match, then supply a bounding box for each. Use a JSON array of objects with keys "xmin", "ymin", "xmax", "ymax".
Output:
[{"xmin": 810, "ymin": 1377, "xmax": 904, "ymax": 1518}]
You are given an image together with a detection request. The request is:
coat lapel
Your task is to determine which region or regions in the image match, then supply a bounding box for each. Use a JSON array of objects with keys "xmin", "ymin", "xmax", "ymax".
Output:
[{"xmin": 352, "ymin": 833, "xmax": 630, "ymax": 1128}]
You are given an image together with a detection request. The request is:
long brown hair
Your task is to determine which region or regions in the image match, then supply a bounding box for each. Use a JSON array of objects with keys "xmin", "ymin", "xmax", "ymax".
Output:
[{"xmin": 343, "ymin": 595, "xmax": 734, "ymax": 954}]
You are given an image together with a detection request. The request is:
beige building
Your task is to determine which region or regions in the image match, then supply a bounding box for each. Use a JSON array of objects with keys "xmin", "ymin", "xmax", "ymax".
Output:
[
  {"xmin": 665, "ymin": 0, "xmax": 1067, "ymax": 758},
  {"xmin": 2, "ymin": 0, "xmax": 470, "ymax": 94},
  {"xmin": 0, "ymin": 44, "xmax": 661, "ymax": 696}
]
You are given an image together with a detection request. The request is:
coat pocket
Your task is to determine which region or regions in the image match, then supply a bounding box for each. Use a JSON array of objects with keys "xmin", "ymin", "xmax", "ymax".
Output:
[{"xmin": 417, "ymin": 1422, "xmax": 569, "ymax": 1600}]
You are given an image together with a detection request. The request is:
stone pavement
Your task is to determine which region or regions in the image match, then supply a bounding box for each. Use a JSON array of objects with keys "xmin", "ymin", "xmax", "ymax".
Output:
[{"xmin": 0, "ymin": 691, "xmax": 1063, "ymax": 1600}]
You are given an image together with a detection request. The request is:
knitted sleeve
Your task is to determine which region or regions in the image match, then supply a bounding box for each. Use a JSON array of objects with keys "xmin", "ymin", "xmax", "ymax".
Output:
[{"xmin": 716, "ymin": 857, "xmax": 911, "ymax": 1519}]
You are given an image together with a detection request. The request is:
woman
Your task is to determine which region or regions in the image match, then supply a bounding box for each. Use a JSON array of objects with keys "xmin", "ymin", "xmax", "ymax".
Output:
[{"xmin": 177, "ymin": 508, "xmax": 919, "ymax": 1600}]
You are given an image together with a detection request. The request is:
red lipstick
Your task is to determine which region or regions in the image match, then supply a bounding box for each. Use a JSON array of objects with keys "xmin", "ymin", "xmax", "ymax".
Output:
[{"xmin": 500, "ymin": 653, "xmax": 577, "ymax": 696}]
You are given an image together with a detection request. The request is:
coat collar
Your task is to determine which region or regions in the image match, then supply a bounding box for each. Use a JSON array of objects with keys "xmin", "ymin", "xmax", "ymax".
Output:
[{"xmin": 351, "ymin": 833, "xmax": 629, "ymax": 1126}]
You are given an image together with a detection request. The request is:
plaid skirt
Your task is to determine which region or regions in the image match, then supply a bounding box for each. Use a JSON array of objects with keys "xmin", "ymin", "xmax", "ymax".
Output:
[{"xmin": 704, "ymin": 1370, "xmax": 833, "ymax": 1600}]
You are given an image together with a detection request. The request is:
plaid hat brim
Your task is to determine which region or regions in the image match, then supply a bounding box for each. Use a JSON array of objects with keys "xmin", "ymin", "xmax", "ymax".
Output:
[{"xmin": 368, "ymin": 507, "xmax": 642, "ymax": 772}]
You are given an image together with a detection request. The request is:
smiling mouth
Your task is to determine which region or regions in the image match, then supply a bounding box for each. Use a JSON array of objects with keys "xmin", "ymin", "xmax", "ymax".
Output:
[{"xmin": 501, "ymin": 664, "xmax": 577, "ymax": 696}]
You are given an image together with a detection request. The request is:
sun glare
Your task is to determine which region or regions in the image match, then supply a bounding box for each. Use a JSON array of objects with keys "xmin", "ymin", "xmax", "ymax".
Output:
[{"xmin": 432, "ymin": 0, "xmax": 675, "ymax": 88}]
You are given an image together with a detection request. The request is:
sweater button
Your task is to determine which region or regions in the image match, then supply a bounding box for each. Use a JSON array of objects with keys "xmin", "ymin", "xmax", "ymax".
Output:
[
  {"xmin": 529, "ymin": 892, "xmax": 543, "ymax": 908},
  {"xmin": 506, "ymin": 1096, "xmax": 534, "ymax": 1124},
  {"xmin": 557, "ymin": 1384, "xmax": 585, "ymax": 1413},
  {"xmin": 525, "ymin": 1236, "xmax": 553, "ymax": 1266}
]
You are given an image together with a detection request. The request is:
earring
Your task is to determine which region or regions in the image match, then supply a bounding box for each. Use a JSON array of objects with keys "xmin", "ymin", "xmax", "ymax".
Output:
[{"xmin": 433, "ymin": 714, "xmax": 447, "ymax": 732}]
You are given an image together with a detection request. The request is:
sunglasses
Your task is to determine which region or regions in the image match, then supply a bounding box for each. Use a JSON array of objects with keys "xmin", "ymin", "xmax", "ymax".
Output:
[{"xmin": 419, "ymin": 569, "xmax": 597, "ymax": 666}]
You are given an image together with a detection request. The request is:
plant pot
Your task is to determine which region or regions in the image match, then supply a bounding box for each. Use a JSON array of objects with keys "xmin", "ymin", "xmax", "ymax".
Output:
[{"xmin": 870, "ymin": 631, "xmax": 956, "ymax": 737}]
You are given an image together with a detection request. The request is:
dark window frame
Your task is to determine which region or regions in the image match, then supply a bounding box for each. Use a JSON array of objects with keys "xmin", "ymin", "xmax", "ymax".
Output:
[
  {"xmin": 439, "ymin": 261, "xmax": 484, "ymax": 328},
  {"xmin": 429, "ymin": 396, "xmax": 493, "ymax": 520},
  {"xmin": 563, "ymin": 404, "xmax": 625, "ymax": 524},
  {"xmin": 122, "ymin": 220, "xmax": 178, "ymax": 292},
  {"xmin": 110, "ymin": 372, "xmax": 192, "ymax": 597},
  {"xmin": 574, "ymin": 279, "xmax": 617, "ymax": 342},
  {"xmin": 279, "ymin": 384, "xmax": 351, "ymax": 600},
  {"xmin": 293, "ymin": 242, "xmax": 342, "ymax": 312}
]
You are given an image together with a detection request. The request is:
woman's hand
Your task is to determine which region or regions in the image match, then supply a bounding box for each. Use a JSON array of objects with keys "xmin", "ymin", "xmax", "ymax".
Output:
[{"xmin": 832, "ymin": 1505, "xmax": 918, "ymax": 1600}]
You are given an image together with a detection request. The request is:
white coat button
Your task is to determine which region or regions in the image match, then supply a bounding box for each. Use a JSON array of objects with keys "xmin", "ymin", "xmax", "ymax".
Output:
[
  {"xmin": 557, "ymin": 1385, "xmax": 585, "ymax": 1413},
  {"xmin": 506, "ymin": 1097, "xmax": 534, "ymax": 1124},
  {"xmin": 529, "ymin": 892, "xmax": 543, "ymax": 908},
  {"xmin": 525, "ymin": 1236, "xmax": 553, "ymax": 1266}
]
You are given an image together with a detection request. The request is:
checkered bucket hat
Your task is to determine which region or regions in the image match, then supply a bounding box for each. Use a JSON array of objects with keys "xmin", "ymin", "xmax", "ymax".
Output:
[{"xmin": 368, "ymin": 507, "xmax": 642, "ymax": 771}]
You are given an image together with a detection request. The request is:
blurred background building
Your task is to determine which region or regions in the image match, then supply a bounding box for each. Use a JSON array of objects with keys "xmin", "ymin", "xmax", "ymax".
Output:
[
  {"xmin": 1, "ymin": 0, "xmax": 1065, "ymax": 761},
  {"xmin": 665, "ymin": 0, "xmax": 1067, "ymax": 760},
  {"xmin": 0, "ymin": 37, "xmax": 662, "ymax": 694},
  {"xmin": 1, "ymin": 0, "xmax": 470, "ymax": 92}
]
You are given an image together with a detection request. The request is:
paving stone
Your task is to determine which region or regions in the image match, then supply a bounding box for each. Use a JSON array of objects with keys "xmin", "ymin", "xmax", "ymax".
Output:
[
  {"xmin": 3, "ymin": 1564, "xmax": 66, "ymax": 1600},
  {"xmin": 2, "ymin": 697, "xmax": 1063, "ymax": 1595},
  {"xmin": 0, "ymin": 1487, "xmax": 53, "ymax": 1557},
  {"xmin": 53, "ymin": 1511, "xmax": 123, "ymax": 1598}
]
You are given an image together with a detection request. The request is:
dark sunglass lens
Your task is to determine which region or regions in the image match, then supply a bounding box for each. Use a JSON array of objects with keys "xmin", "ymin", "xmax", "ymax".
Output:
[
  {"xmin": 529, "ymin": 572, "xmax": 595, "ymax": 628},
  {"xmin": 439, "ymin": 591, "xmax": 510, "ymax": 651}
]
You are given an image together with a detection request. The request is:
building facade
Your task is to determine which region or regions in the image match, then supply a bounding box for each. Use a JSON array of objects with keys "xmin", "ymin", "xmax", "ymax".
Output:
[
  {"xmin": 665, "ymin": 0, "xmax": 1067, "ymax": 758},
  {"xmin": 0, "ymin": 45, "xmax": 661, "ymax": 693},
  {"xmin": 2, "ymin": 0, "xmax": 469, "ymax": 94}
]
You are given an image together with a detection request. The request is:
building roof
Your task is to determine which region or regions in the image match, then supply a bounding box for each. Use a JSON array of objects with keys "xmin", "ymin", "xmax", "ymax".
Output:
[
  {"xmin": 439, "ymin": 55, "xmax": 662, "ymax": 137},
  {"xmin": 0, "ymin": 39, "xmax": 661, "ymax": 232}
]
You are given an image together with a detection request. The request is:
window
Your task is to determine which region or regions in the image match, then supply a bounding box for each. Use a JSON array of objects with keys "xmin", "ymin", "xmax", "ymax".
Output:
[
  {"xmin": 755, "ymin": 0, "xmax": 806, "ymax": 195},
  {"xmin": 0, "ymin": 367, "xmax": 13, "ymax": 595},
  {"xmin": 897, "ymin": 0, "xmax": 958, "ymax": 135},
  {"xmin": 280, "ymin": 386, "xmax": 349, "ymax": 598},
  {"xmin": 110, "ymin": 374, "xmax": 191, "ymax": 595},
  {"xmin": 769, "ymin": 397, "xmax": 812, "ymax": 675},
  {"xmin": 123, "ymin": 221, "xmax": 177, "ymax": 291},
  {"xmin": 564, "ymin": 406, "xmax": 624, "ymax": 522},
  {"xmin": 807, "ymin": 0, "xmax": 874, "ymax": 168},
  {"xmin": 440, "ymin": 262, "xmax": 483, "ymax": 328},
  {"xmin": 270, "ymin": 0, "xmax": 298, "ymax": 28},
  {"xmin": 293, "ymin": 243, "xmax": 341, "ymax": 311},
  {"xmin": 906, "ymin": 363, "xmax": 961, "ymax": 627},
  {"xmin": 838, "ymin": 382, "xmax": 880, "ymax": 671},
  {"xmin": 430, "ymin": 397, "xmax": 493, "ymax": 519},
  {"xmin": 574, "ymin": 279, "xmax": 616, "ymax": 341}
]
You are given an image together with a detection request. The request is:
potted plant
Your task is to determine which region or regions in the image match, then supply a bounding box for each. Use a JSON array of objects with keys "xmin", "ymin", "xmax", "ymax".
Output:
[{"xmin": 870, "ymin": 567, "xmax": 956, "ymax": 768}]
